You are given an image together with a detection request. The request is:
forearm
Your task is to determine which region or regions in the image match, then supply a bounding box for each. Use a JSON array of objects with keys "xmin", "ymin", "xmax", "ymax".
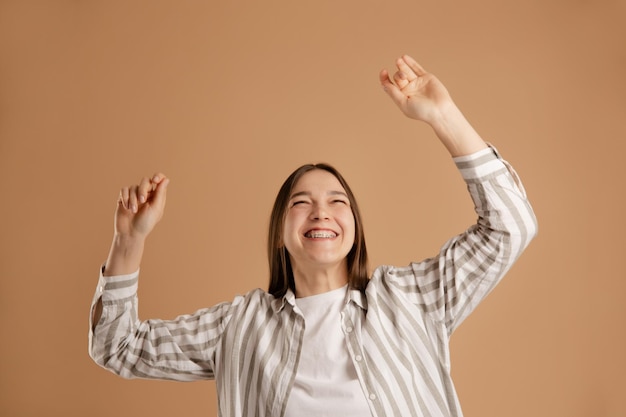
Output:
[
  {"xmin": 91, "ymin": 234, "xmax": 145, "ymax": 327},
  {"xmin": 91, "ymin": 234, "xmax": 144, "ymax": 327},
  {"xmin": 428, "ymin": 101, "xmax": 488, "ymax": 157}
]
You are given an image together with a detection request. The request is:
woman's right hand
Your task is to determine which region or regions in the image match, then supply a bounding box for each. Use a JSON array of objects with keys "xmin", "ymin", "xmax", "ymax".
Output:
[{"xmin": 114, "ymin": 173, "xmax": 170, "ymax": 239}]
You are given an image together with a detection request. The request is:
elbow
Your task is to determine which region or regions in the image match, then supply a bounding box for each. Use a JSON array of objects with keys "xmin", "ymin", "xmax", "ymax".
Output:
[
  {"xmin": 88, "ymin": 328, "xmax": 128, "ymax": 378},
  {"xmin": 483, "ymin": 209, "xmax": 538, "ymax": 263},
  {"xmin": 88, "ymin": 331, "xmax": 109, "ymax": 370},
  {"xmin": 523, "ymin": 207, "xmax": 539, "ymax": 247},
  {"xmin": 505, "ymin": 209, "xmax": 538, "ymax": 259},
  {"xmin": 88, "ymin": 347, "xmax": 135, "ymax": 379},
  {"xmin": 530, "ymin": 215, "xmax": 539, "ymax": 242},
  {"xmin": 505, "ymin": 200, "xmax": 539, "ymax": 252}
]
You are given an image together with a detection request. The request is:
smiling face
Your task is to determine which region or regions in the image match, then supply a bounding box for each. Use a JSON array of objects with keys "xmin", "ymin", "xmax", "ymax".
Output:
[{"xmin": 282, "ymin": 169, "xmax": 356, "ymax": 277}]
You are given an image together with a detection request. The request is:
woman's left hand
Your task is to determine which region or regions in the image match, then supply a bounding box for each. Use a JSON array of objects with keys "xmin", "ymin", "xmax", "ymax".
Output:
[{"xmin": 379, "ymin": 55, "xmax": 454, "ymax": 125}]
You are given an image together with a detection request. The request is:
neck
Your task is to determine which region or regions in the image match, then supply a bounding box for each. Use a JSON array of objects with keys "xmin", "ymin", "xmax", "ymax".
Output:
[{"xmin": 292, "ymin": 262, "xmax": 349, "ymax": 298}]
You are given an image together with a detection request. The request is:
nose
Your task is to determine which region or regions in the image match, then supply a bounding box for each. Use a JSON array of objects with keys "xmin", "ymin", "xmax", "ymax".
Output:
[{"xmin": 310, "ymin": 203, "xmax": 330, "ymax": 221}]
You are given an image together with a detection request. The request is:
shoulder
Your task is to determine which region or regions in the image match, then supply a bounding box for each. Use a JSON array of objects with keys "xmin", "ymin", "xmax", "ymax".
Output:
[
  {"xmin": 366, "ymin": 264, "xmax": 417, "ymax": 296},
  {"xmin": 368, "ymin": 264, "xmax": 419, "ymax": 285},
  {"xmin": 226, "ymin": 288, "xmax": 279, "ymax": 313}
]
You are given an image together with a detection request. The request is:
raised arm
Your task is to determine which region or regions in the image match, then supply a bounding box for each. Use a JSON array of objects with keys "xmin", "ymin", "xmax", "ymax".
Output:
[
  {"xmin": 379, "ymin": 55, "xmax": 538, "ymax": 333},
  {"xmin": 91, "ymin": 174, "xmax": 169, "ymax": 327},
  {"xmin": 380, "ymin": 55, "xmax": 487, "ymax": 157}
]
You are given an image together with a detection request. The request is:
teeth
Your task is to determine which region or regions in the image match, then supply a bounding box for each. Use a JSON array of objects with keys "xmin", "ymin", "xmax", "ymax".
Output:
[{"xmin": 305, "ymin": 231, "xmax": 337, "ymax": 238}]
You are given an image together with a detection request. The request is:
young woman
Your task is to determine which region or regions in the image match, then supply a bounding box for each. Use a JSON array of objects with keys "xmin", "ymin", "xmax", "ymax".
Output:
[{"xmin": 89, "ymin": 55, "xmax": 537, "ymax": 417}]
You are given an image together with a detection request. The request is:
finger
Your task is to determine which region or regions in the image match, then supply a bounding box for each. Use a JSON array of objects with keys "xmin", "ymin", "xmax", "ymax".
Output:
[
  {"xmin": 119, "ymin": 187, "xmax": 130, "ymax": 210},
  {"xmin": 148, "ymin": 173, "xmax": 167, "ymax": 199},
  {"xmin": 129, "ymin": 185, "xmax": 139, "ymax": 213},
  {"xmin": 150, "ymin": 176, "xmax": 169, "ymax": 210},
  {"xmin": 151, "ymin": 173, "xmax": 167, "ymax": 187},
  {"xmin": 401, "ymin": 55, "xmax": 427, "ymax": 77},
  {"xmin": 379, "ymin": 68, "xmax": 399, "ymax": 90},
  {"xmin": 393, "ymin": 71, "xmax": 410, "ymax": 88},
  {"xmin": 137, "ymin": 177, "xmax": 152, "ymax": 204},
  {"xmin": 379, "ymin": 69, "xmax": 407, "ymax": 104},
  {"xmin": 396, "ymin": 57, "xmax": 418, "ymax": 81}
]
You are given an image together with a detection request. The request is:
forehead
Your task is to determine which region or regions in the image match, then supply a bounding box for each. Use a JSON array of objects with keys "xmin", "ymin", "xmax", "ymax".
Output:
[{"xmin": 292, "ymin": 169, "xmax": 346, "ymax": 193}]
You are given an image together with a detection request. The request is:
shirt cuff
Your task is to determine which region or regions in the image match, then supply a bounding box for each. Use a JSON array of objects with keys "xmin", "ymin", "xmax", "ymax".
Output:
[
  {"xmin": 452, "ymin": 144, "xmax": 507, "ymax": 181},
  {"xmin": 95, "ymin": 265, "xmax": 140, "ymax": 302}
]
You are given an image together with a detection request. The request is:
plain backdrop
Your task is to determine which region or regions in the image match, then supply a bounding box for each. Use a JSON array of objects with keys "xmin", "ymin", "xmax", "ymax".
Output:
[{"xmin": 1, "ymin": 1, "xmax": 625, "ymax": 416}]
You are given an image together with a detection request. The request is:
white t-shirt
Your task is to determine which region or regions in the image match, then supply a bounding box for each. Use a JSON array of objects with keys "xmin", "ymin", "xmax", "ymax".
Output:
[{"xmin": 283, "ymin": 285, "xmax": 372, "ymax": 417}]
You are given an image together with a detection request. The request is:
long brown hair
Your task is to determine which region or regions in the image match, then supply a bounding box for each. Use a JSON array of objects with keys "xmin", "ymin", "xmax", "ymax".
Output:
[{"xmin": 267, "ymin": 163, "xmax": 369, "ymax": 298}]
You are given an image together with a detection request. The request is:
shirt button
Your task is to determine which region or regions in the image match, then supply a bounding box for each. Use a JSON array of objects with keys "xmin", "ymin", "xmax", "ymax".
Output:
[
  {"xmin": 345, "ymin": 326, "xmax": 353, "ymax": 333},
  {"xmin": 99, "ymin": 286, "xmax": 104, "ymax": 292},
  {"xmin": 369, "ymin": 393, "xmax": 376, "ymax": 400},
  {"xmin": 355, "ymin": 355, "xmax": 362, "ymax": 362}
]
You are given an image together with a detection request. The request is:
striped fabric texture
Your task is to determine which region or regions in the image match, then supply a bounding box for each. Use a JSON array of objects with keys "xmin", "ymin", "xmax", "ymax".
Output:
[{"xmin": 89, "ymin": 146, "xmax": 538, "ymax": 417}]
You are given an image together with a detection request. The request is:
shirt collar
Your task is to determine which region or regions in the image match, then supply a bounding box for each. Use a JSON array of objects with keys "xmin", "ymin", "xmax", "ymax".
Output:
[
  {"xmin": 272, "ymin": 288, "xmax": 297, "ymax": 313},
  {"xmin": 347, "ymin": 287, "xmax": 367, "ymax": 310},
  {"xmin": 272, "ymin": 286, "xmax": 367, "ymax": 312}
]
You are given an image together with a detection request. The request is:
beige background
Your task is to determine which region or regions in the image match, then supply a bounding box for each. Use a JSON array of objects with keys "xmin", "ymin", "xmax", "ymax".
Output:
[{"xmin": 1, "ymin": 1, "xmax": 625, "ymax": 416}]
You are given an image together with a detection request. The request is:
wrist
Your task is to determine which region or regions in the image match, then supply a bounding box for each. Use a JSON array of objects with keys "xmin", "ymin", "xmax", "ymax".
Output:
[
  {"xmin": 103, "ymin": 233, "xmax": 146, "ymax": 276},
  {"xmin": 428, "ymin": 102, "xmax": 487, "ymax": 157},
  {"xmin": 427, "ymin": 100, "xmax": 463, "ymax": 134},
  {"xmin": 112, "ymin": 231, "xmax": 147, "ymax": 246}
]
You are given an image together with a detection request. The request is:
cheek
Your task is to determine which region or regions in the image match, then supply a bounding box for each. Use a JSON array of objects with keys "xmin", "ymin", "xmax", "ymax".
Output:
[
  {"xmin": 340, "ymin": 212, "xmax": 356, "ymax": 240},
  {"xmin": 348, "ymin": 224, "xmax": 356, "ymax": 243},
  {"xmin": 282, "ymin": 212, "xmax": 301, "ymax": 241},
  {"xmin": 281, "ymin": 220, "xmax": 292, "ymax": 243}
]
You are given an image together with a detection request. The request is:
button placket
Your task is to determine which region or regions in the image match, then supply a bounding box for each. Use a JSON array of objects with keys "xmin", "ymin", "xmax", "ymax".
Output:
[{"xmin": 342, "ymin": 307, "xmax": 381, "ymax": 415}]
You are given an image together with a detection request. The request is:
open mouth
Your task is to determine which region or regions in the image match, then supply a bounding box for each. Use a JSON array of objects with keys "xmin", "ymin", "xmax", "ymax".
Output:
[{"xmin": 304, "ymin": 230, "xmax": 337, "ymax": 239}]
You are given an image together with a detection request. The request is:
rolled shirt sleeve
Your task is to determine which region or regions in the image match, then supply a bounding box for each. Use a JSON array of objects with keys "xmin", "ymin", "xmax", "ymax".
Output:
[
  {"xmin": 383, "ymin": 145, "xmax": 538, "ymax": 335},
  {"xmin": 88, "ymin": 267, "xmax": 230, "ymax": 381}
]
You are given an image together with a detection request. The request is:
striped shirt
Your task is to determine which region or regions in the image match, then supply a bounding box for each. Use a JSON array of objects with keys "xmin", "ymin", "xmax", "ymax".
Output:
[{"xmin": 89, "ymin": 146, "xmax": 538, "ymax": 417}]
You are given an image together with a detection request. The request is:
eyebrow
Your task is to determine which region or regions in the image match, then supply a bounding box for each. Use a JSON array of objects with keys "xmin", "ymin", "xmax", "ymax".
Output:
[{"xmin": 289, "ymin": 190, "xmax": 348, "ymax": 200}]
